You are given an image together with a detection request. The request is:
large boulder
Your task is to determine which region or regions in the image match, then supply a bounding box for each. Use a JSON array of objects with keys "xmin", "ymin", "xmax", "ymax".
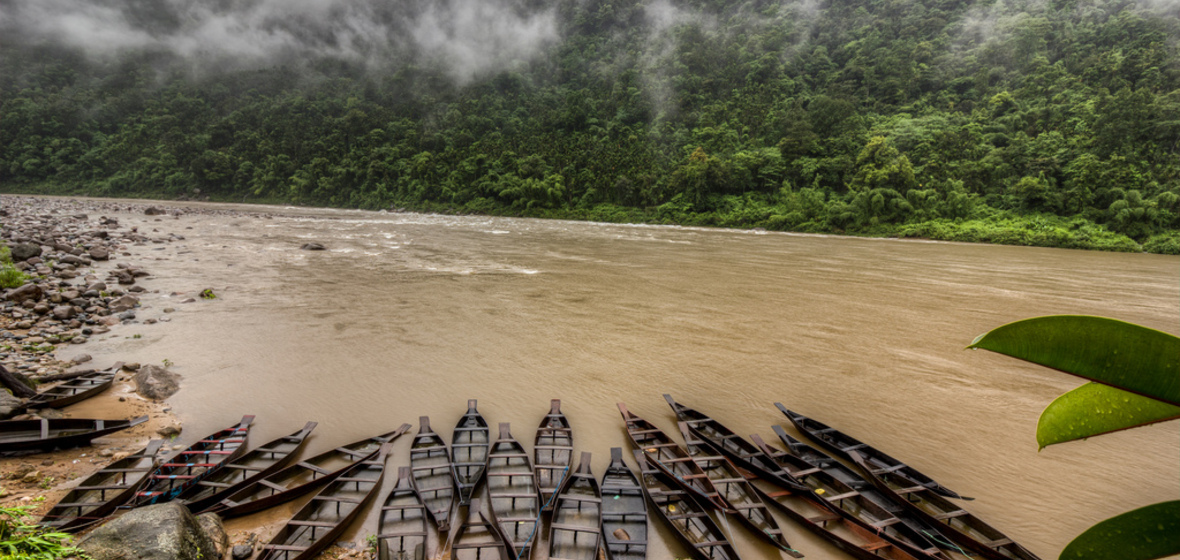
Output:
[
  {"xmin": 79, "ymin": 503, "xmax": 223, "ymax": 560},
  {"xmin": 0, "ymin": 390, "xmax": 23, "ymax": 420},
  {"xmin": 133, "ymin": 365, "xmax": 181, "ymax": 400},
  {"xmin": 6, "ymin": 283, "xmax": 41, "ymax": 303},
  {"xmin": 9, "ymin": 243, "xmax": 41, "ymax": 261}
]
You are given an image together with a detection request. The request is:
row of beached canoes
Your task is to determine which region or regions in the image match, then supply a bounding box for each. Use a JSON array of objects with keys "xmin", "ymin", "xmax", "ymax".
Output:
[{"xmin": 31, "ymin": 396, "xmax": 1040, "ymax": 560}]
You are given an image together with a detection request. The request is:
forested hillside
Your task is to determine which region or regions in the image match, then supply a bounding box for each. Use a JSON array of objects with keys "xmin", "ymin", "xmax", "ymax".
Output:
[{"xmin": 2, "ymin": 0, "xmax": 1179, "ymax": 251}]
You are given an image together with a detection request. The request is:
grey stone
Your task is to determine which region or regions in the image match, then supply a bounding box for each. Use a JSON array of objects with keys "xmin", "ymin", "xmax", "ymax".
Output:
[
  {"xmin": 232, "ymin": 545, "xmax": 253, "ymax": 560},
  {"xmin": 300, "ymin": 243, "xmax": 326, "ymax": 251},
  {"xmin": 144, "ymin": 207, "xmax": 166, "ymax": 216},
  {"xmin": 134, "ymin": 365, "xmax": 181, "ymax": 400},
  {"xmin": 89, "ymin": 248, "xmax": 110, "ymax": 261},
  {"xmin": 0, "ymin": 391, "xmax": 23, "ymax": 420},
  {"xmin": 51, "ymin": 306, "xmax": 76, "ymax": 320},
  {"xmin": 9, "ymin": 243, "xmax": 41, "ymax": 261},
  {"xmin": 196, "ymin": 514, "xmax": 229, "ymax": 560},
  {"xmin": 6, "ymin": 284, "xmax": 41, "ymax": 303},
  {"xmin": 79, "ymin": 502, "xmax": 220, "ymax": 560}
]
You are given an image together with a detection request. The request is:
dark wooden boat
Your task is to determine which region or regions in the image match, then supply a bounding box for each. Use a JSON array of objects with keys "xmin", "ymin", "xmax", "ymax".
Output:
[
  {"xmin": 40, "ymin": 440, "xmax": 165, "ymax": 532},
  {"xmin": 134, "ymin": 416, "xmax": 254, "ymax": 507},
  {"xmin": 25, "ymin": 368, "xmax": 116, "ymax": 410},
  {"xmin": 663, "ymin": 394, "xmax": 807, "ymax": 493},
  {"xmin": 452, "ymin": 399, "xmax": 490, "ymax": 506},
  {"xmin": 450, "ymin": 498, "xmax": 510, "ymax": 560},
  {"xmin": 600, "ymin": 447, "xmax": 648, "ymax": 560},
  {"xmin": 617, "ymin": 403, "xmax": 729, "ymax": 512},
  {"xmin": 548, "ymin": 452, "xmax": 601, "ymax": 560},
  {"xmin": 257, "ymin": 441, "xmax": 394, "ymax": 560},
  {"xmin": 410, "ymin": 416, "xmax": 455, "ymax": 533},
  {"xmin": 377, "ymin": 467, "xmax": 428, "ymax": 560},
  {"xmin": 208, "ymin": 424, "xmax": 411, "ymax": 518},
  {"xmin": 846, "ymin": 450, "xmax": 1041, "ymax": 560},
  {"xmin": 178, "ymin": 422, "xmax": 317, "ymax": 513},
  {"xmin": 0, "ymin": 416, "xmax": 148, "ymax": 455},
  {"xmin": 486, "ymin": 423, "xmax": 540, "ymax": 560},
  {"xmin": 750, "ymin": 434, "xmax": 947, "ymax": 560},
  {"xmin": 777, "ymin": 404, "xmax": 971, "ymax": 501},
  {"xmin": 677, "ymin": 422, "xmax": 802, "ymax": 557},
  {"xmin": 534, "ymin": 399, "xmax": 573, "ymax": 510},
  {"xmin": 632, "ymin": 450, "xmax": 740, "ymax": 560}
]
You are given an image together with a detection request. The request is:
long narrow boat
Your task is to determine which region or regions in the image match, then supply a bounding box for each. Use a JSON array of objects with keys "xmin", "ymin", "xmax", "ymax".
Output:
[
  {"xmin": 772, "ymin": 425, "xmax": 956, "ymax": 553},
  {"xmin": 257, "ymin": 441, "xmax": 394, "ymax": 560},
  {"xmin": 486, "ymin": 423, "xmax": 540, "ymax": 560},
  {"xmin": 663, "ymin": 394, "xmax": 807, "ymax": 493},
  {"xmin": 0, "ymin": 416, "xmax": 148, "ymax": 455},
  {"xmin": 25, "ymin": 368, "xmax": 116, "ymax": 410},
  {"xmin": 410, "ymin": 416, "xmax": 455, "ymax": 532},
  {"xmin": 677, "ymin": 422, "xmax": 802, "ymax": 557},
  {"xmin": 178, "ymin": 422, "xmax": 317, "ymax": 513},
  {"xmin": 208, "ymin": 424, "xmax": 411, "ymax": 518},
  {"xmin": 749, "ymin": 434, "xmax": 947, "ymax": 560},
  {"xmin": 134, "ymin": 416, "xmax": 254, "ymax": 507},
  {"xmin": 776, "ymin": 404, "xmax": 971, "ymax": 501},
  {"xmin": 600, "ymin": 448, "xmax": 648, "ymax": 560},
  {"xmin": 846, "ymin": 450, "xmax": 1041, "ymax": 560},
  {"xmin": 548, "ymin": 452, "xmax": 601, "ymax": 560},
  {"xmin": 40, "ymin": 440, "xmax": 165, "ymax": 532},
  {"xmin": 534, "ymin": 399, "xmax": 573, "ymax": 510},
  {"xmin": 451, "ymin": 400, "xmax": 490, "ymax": 506},
  {"xmin": 376, "ymin": 467, "xmax": 428, "ymax": 560},
  {"xmin": 450, "ymin": 498, "xmax": 510, "ymax": 560},
  {"xmin": 616, "ymin": 403, "xmax": 729, "ymax": 512},
  {"xmin": 632, "ymin": 450, "xmax": 740, "ymax": 560}
]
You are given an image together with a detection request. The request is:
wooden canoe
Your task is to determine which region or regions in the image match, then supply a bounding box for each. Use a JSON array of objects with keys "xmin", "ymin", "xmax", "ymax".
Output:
[
  {"xmin": 257, "ymin": 441, "xmax": 394, "ymax": 560},
  {"xmin": 486, "ymin": 423, "xmax": 540, "ymax": 560},
  {"xmin": 450, "ymin": 498, "xmax": 510, "ymax": 560},
  {"xmin": 677, "ymin": 422, "xmax": 802, "ymax": 557},
  {"xmin": 40, "ymin": 440, "xmax": 165, "ymax": 532},
  {"xmin": 632, "ymin": 450, "xmax": 740, "ymax": 560},
  {"xmin": 600, "ymin": 447, "xmax": 647, "ymax": 560},
  {"xmin": 847, "ymin": 450, "xmax": 1042, "ymax": 560},
  {"xmin": 134, "ymin": 416, "xmax": 254, "ymax": 507},
  {"xmin": 377, "ymin": 466, "xmax": 428, "ymax": 560},
  {"xmin": 25, "ymin": 368, "xmax": 116, "ymax": 410},
  {"xmin": 410, "ymin": 416, "xmax": 455, "ymax": 533},
  {"xmin": 451, "ymin": 399, "xmax": 490, "ymax": 506},
  {"xmin": 617, "ymin": 403, "xmax": 729, "ymax": 512},
  {"xmin": 0, "ymin": 416, "xmax": 148, "ymax": 455},
  {"xmin": 208, "ymin": 424, "xmax": 411, "ymax": 518},
  {"xmin": 534, "ymin": 399, "xmax": 573, "ymax": 510},
  {"xmin": 178, "ymin": 422, "xmax": 317, "ymax": 513},
  {"xmin": 548, "ymin": 452, "xmax": 601, "ymax": 560},
  {"xmin": 663, "ymin": 395, "xmax": 808, "ymax": 493},
  {"xmin": 777, "ymin": 404, "xmax": 971, "ymax": 501}
]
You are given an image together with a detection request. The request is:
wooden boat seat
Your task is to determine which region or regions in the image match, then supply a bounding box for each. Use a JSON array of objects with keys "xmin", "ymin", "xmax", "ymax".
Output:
[
  {"xmin": 491, "ymin": 492, "xmax": 538, "ymax": 499},
  {"xmin": 871, "ymin": 464, "xmax": 907, "ymax": 475},
  {"xmin": 490, "ymin": 453, "xmax": 529, "ymax": 459},
  {"xmin": 288, "ymin": 520, "xmax": 337, "ymax": 527},
  {"xmin": 667, "ymin": 512, "xmax": 708, "ymax": 520},
  {"xmin": 534, "ymin": 445, "xmax": 572, "ymax": 451},
  {"xmin": 497, "ymin": 516, "xmax": 540, "ymax": 523},
  {"xmin": 823, "ymin": 491, "xmax": 860, "ymax": 501},
  {"xmin": 893, "ymin": 485, "xmax": 927, "ymax": 495},
  {"xmin": 985, "ymin": 538, "xmax": 1014, "ymax": 547},
  {"xmin": 376, "ymin": 531, "xmax": 429, "ymax": 539},
  {"xmin": 223, "ymin": 464, "xmax": 264, "ymax": 471},
  {"xmin": 152, "ymin": 474, "xmax": 197, "ymax": 479},
  {"xmin": 642, "ymin": 443, "xmax": 681, "ymax": 449},
  {"xmin": 934, "ymin": 510, "xmax": 969, "ymax": 520},
  {"xmin": 602, "ymin": 511, "xmax": 647, "ymax": 517},
  {"xmin": 791, "ymin": 467, "xmax": 822, "ymax": 477},
  {"xmin": 335, "ymin": 447, "xmax": 370, "ymax": 458},
  {"xmin": 872, "ymin": 517, "xmax": 902, "ymax": 528},
  {"xmin": 257, "ymin": 479, "xmax": 288, "ymax": 492},
  {"xmin": 861, "ymin": 541, "xmax": 892, "ymax": 552},
  {"xmin": 708, "ymin": 477, "xmax": 745, "ymax": 485},
  {"xmin": 334, "ymin": 477, "xmax": 377, "ymax": 483},
  {"xmin": 75, "ymin": 484, "xmax": 133, "ymax": 491},
  {"xmin": 659, "ymin": 457, "xmax": 695, "ymax": 464},
  {"xmin": 807, "ymin": 512, "xmax": 842, "ymax": 523},
  {"xmin": 197, "ymin": 481, "xmax": 236, "ymax": 488},
  {"xmin": 488, "ymin": 471, "xmax": 533, "ymax": 477},
  {"xmin": 559, "ymin": 495, "xmax": 601, "ymax": 503},
  {"xmin": 297, "ymin": 462, "xmax": 333, "ymax": 475},
  {"xmin": 382, "ymin": 504, "xmax": 425, "ymax": 511},
  {"xmin": 550, "ymin": 523, "xmax": 600, "ymax": 533},
  {"xmin": 693, "ymin": 540, "xmax": 729, "ymax": 548},
  {"xmin": 312, "ymin": 495, "xmax": 363, "ymax": 503},
  {"xmin": 841, "ymin": 444, "xmax": 868, "ymax": 452}
]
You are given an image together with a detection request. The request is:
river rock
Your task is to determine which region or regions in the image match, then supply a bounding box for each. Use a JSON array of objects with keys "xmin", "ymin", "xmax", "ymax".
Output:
[
  {"xmin": 197, "ymin": 514, "xmax": 230, "ymax": 559},
  {"xmin": 134, "ymin": 365, "xmax": 181, "ymax": 400},
  {"xmin": 0, "ymin": 391, "xmax": 23, "ymax": 420},
  {"xmin": 6, "ymin": 284, "xmax": 41, "ymax": 303},
  {"xmin": 144, "ymin": 207, "xmax": 166, "ymax": 216},
  {"xmin": 78, "ymin": 502, "xmax": 221, "ymax": 560},
  {"xmin": 232, "ymin": 545, "xmax": 253, "ymax": 560},
  {"xmin": 89, "ymin": 248, "xmax": 110, "ymax": 261},
  {"xmin": 51, "ymin": 306, "xmax": 76, "ymax": 320},
  {"xmin": 9, "ymin": 243, "xmax": 41, "ymax": 261},
  {"xmin": 300, "ymin": 242, "xmax": 326, "ymax": 251},
  {"xmin": 110, "ymin": 294, "xmax": 139, "ymax": 312}
]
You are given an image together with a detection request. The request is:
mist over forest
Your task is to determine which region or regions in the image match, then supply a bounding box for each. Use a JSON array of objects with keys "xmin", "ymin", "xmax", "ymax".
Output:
[{"xmin": 2, "ymin": 0, "xmax": 1179, "ymax": 251}]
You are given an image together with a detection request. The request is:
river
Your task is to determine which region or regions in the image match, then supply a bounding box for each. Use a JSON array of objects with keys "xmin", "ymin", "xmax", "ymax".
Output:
[{"xmin": 68, "ymin": 200, "xmax": 1179, "ymax": 559}]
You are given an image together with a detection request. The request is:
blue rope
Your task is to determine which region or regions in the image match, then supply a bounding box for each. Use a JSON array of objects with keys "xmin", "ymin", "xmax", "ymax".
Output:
[{"xmin": 513, "ymin": 463, "xmax": 571, "ymax": 560}]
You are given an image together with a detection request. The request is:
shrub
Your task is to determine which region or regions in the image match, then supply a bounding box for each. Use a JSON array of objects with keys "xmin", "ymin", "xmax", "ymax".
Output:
[
  {"xmin": 0, "ymin": 504, "xmax": 85, "ymax": 560},
  {"xmin": 0, "ymin": 265, "xmax": 30, "ymax": 289}
]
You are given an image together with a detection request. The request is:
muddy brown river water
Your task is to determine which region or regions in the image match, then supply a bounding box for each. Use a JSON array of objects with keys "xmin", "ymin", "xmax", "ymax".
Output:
[{"xmin": 69, "ymin": 200, "xmax": 1178, "ymax": 559}]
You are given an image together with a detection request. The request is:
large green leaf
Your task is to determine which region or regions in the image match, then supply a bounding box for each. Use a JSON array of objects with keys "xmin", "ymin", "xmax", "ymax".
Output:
[
  {"xmin": 1061, "ymin": 501, "xmax": 1180, "ymax": 560},
  {"xmin": 969, "ymin": 316, "xmax": 1180, "ymax": 407},
  {"xmin": 1038, "ymin": 383, "xmax": 1180, "ymax": 449}
]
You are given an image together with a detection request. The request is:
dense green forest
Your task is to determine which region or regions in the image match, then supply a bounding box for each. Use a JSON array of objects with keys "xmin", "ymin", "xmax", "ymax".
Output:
[{"xmin": 2, "ymin": 0, "xmax": 1179, "ymax": 252}]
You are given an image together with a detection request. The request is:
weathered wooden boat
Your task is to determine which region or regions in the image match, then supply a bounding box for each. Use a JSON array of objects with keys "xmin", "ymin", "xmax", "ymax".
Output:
[
  {"xmin": 134, "ymin": 416, "xmax": 254, "ymax": 506},
  {"xmin": 662, "ymin": 394, "xmax": 807, "ymax": 493},
  {"xmin": 450, "ymin": 498, "xmax": 510, "ymax": 560},
  {"xmin": 258, "ymin": 441, "xmax": 394, "ymax": 560},
  {"xmin": 376, "ymin": 467, "xmax": 428, "ymax": 560},
  {"xmin": 486, "ymin": 423, "xmax": 540, "ymax": 560},
  {"xmin": 677, "ymin": 422, "xmax": 802, "ymax": 557},
  {"xmin": 600, "ymin": 447, "xmax": 648, "ymax": 560},
  {"xmin": 40, "ymin": 440, "xmax": 165, "ymax": 532},
  {"xmin": 777, "ymin": 404, "xmax": 971, "ymax": 501},
  {"xmin": 534, "ymin": 399, "xmax": 573, "ymax": 510},
  {"xmin": 178, "ymin": 422, "xmax": 317, "ymax": 513},
  {"xmin": 846, "ymin": 450, "xmax": 1042, "ymax": 560},
  {"xmin": 548, "ymin": 452, "xmax": 601, "ymax": 560},
  {"xmin": 208, "ymin": 424, "xmax": 411, "ymax": 518},
  {"xmin": 750, "ymin": 434, "xmax": 947, "ymax": 560},
  {"xmin": 617, "ymin": 402, "xmax": 729, "ymax": 512},
  {"xmin": 410, "ymin": 416, "xmax": 455, "ymax": 533},
  {"xmin": 632, "ymin": 450, "xmax": 740, "ymax": 560},
  {"xmin": 0, "ymin": 416, "xmax": 148, "ymax": 455},
  {"xmin": 452, "ymin": 399, "xmax": 490, "ymax": 506},
  {"xmin": 25, "ymin": 368, "xmax": 116, "ymax": 410}
]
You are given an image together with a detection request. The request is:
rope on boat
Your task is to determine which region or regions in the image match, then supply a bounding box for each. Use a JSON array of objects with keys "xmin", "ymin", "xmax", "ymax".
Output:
[
  {"xmin": 513, "ymin": 463, "xmax": 571, "ymax": 560},
  {"xmin": 921, "ymin": 529, "xmax": 972, "ymax": 557}
]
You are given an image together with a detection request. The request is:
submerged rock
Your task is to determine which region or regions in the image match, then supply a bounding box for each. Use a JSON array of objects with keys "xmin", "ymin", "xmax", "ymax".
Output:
[{"xmin": 133, "ymin": 364, "xmax": 181, "ymax": 400}]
